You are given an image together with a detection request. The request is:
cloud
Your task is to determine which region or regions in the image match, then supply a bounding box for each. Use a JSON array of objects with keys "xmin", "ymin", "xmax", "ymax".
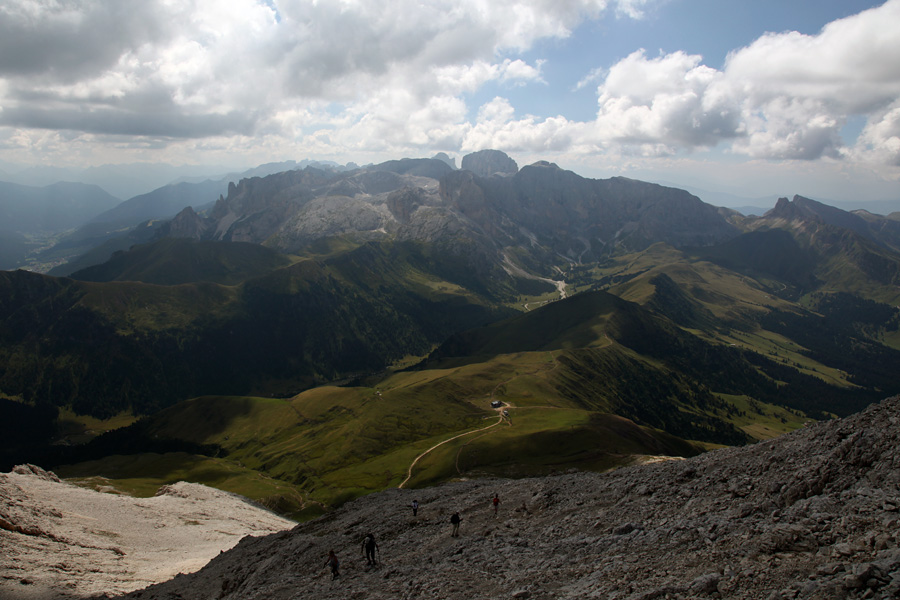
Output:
[
  {"xmin": 723, "ymin": 5, "xmax": 900, "ymax": 114},
  {"xmin": 734, "ymin": 97, "xmax": 843, "ymax": 161},
  {"xmin": 459, "ymin": 97, "xmax": 577, "ymax": 153},
  {"xmin": 0, "ymin": 0, "xmax": 898, "ymax": 180},
  {"xmin": 0, "ymin": 0, "xmax": 169, "ymax": 81},
  {"xmin": 851, "ymin": 100, "xmax": 900, "ymax": 167},
  {"xmin": 592, "ymin": 50, "xmax": 741, "ymax": 150},
  {"xmin": 0, "ymin": 0, "xmax": 605, "ymax": 143},
  {"xmin": 574, "ymin": 67, "xmax": 605, "ymax": 91},
  {"xmin": 433, "ymin": 58, "xmax": 545, "ymax": 95},
  {"xmin": 614, "ymin": 0, "xmax": 658, "ymax": 19},
  {"xmin": 500, "ymin": 59, "xmax": 546, "ymax": 85},
  {"xmin": 0, "ymin": 104, "xmax": 258, "ymax": 138},
  {"xmin": 586, "ymin": 0, "xmax": 900, "ymax": 163}
]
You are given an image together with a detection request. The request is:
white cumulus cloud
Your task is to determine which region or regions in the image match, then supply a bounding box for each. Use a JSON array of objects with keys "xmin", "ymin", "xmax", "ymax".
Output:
[
  {"xmin": 592, "ymin": 49, "xmax": 740, "ymax": 150},
  {"xmin": 0, "ymin": 0, "xmax": 898, "ymax": 183},
  {"xmin": 588, "ymin": 0, "xmax": 900, "ymax": 163},
  {"xmin": 0, "ymin": 0, "xmax": 604, "ymax": 143}
]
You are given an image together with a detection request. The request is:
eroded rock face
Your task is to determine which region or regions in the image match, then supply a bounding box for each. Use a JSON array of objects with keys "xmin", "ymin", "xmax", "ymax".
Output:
[
  {"xmin": 461, "ymin": 149, "xmax": 519, "ymax": 177},
  {"xmin": 115, "ymin": 396, "xmax": 900, "ymax": 600},
  {"xmin": 159, "ymin": 153, "xmax": 739, "ymax": 268},
  {"xmin": 159, "ymin": 206, "xmax": 211, "ymax": 240},
  {"xmin": 0, "ymin": 474, "xmax": 293, "ymax": 600}
]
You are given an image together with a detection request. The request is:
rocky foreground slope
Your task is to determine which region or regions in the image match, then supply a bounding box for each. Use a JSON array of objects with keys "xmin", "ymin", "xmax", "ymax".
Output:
[
  {"xmin": 0, "ymin": 466, "xmax": 294, "ymax": 600},
  {"xmin": 111, "ymin": 396, "xmax": 900, "ymax": 600}
]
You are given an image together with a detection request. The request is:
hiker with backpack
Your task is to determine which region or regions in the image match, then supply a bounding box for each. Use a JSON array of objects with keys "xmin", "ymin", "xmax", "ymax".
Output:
[{"xmin": 492, "ymin": 493, "xmax": 500, "ymax": 515}]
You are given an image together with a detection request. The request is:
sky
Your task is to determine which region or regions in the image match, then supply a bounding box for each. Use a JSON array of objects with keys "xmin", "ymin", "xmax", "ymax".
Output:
[{"xmin": 1, "ymin": 0, "xmax": 899, "ymax": 204}]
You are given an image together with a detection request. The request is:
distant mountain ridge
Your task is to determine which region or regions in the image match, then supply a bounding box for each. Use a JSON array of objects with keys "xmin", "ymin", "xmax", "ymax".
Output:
[
  {"xmin": 152, "ymin": 152, "xmax": 739, "ymax": 289},
  {"xmin": 0, "ymin": 180, "xmax": 120, "ymax": 234},
  {"xmin": 22, "ymin": 160, "xmax": 344, "ymax": 276},
  {"xmin": 740, "ymin": 194, "xmax": 900, "ymax": 293},
  {"xmin": 764, "ymin": 195, "xmax": 900, "ymax": 252},
  {"xmin": 28, "ymin": 153, "xmax": 900, "ymax": 288},
  {"xmin": 0, "ymin": 180, "xmax": 122, "ymax": 269},
  {"xmin": 2, "ymin": 162, "xmax": 236, "ymax": 200},
  {"xmin": 88, "ymin": 180, "xmax": 227, "ymax": 229}
]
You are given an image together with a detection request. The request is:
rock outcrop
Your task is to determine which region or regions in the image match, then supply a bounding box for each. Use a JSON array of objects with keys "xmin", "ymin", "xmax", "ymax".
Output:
[
  {"xmin": 0, "ymin": 470, "xmax": 293, "ymax": 600},
  {"xmin": 461, "ymin": 149, "xmax": 519, "ymax": 177},
  {"xmin": 759, "ymin": 195, "xmax": 900, "ymax": 254},
  {"xmin": 113, "ymin": 396, "xmax": 900, "ymax": 600},
  {"xmin": 156, "ymin": 152, "xmax": 740, "ymax": 267},
  {"xmin": 431, "ymin": 152, "xmax": 457, "ymax": 169},
  {"xmin": 157, "ymin": 205, "xmax": 210, "ymax": 240}
]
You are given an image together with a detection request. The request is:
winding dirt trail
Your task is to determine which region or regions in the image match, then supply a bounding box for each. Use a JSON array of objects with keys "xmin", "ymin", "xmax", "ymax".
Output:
[{"xmin": 398, "ymin": 413, "xmax": 505, "ymax": 489}]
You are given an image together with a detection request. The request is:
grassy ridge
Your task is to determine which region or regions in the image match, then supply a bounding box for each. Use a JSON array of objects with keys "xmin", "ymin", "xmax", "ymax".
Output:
[
  {"xmin": 54, "ymin": 312, "xmax": 812, "ymax": 518},
  {"xmin": 0, "ymin": 241, "xmax": 517, "ymax": 420},
  {"xmin": 71, "ymin": 238, "xmax": 294, "ymax": 286},
  {"xmin": 55, "ymin": 389, "xmax": 707, "ymax": 517}
]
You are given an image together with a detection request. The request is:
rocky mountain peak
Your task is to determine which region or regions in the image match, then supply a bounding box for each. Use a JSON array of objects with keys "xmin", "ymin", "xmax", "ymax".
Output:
[
  {"xmin": 526, "ymin": 160, "xmax": 560, "ymax": 169},
  {"xmin": 766, "ymin": 196, "xmax": 806, "ymax": 220},
  {"xmin": 761, "ymin": 195, "xmax": 900, "ymax": 251},
  {"xmin": 157, "ymin": 205, "xmax": 210, "ymax": 240},
  {"xmin": 461, "ymin": 149, "xmax": 518, "ymax": 177},
  {"xmin": 791, "ymin": 194, "xmax": 874, "ymax": 238},
  {"xmin": 431, "ymin": 152, "xmax": 457, "ymax": 169}
]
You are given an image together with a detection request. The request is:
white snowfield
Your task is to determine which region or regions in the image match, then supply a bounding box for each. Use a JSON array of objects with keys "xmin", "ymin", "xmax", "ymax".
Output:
[{"xmin": 0, "ymin": 465, "xmax": 294, "ymax": 600}]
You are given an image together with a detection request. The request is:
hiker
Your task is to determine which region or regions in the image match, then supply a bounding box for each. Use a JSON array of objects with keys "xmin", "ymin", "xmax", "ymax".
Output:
[
  {"xmin": 324, "ymin": 549, "xmax": 340, "ymax": 580},
  {"xmin": 450, "ymin": 512, "xmax": 461, "ymax": 537},
  {"xmin": 492, "ymin": 493, "xmax": 500, "ymax": 515},
  {"xmin": 411, "ymin": 499, "xmax": 419, "ymax": 516},
  {"xmin": 361, "ymin": 533, "xmax": 379, "ymax": 565}
]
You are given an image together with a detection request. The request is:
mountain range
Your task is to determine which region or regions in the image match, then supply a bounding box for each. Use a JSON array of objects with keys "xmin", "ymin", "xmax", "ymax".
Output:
[
  {"xmin": 0, "ymin": 160, "xmax": 353, "ymax": 274},
  {"xmin": 0, "ymin": 181, "xmax": 121, "ymax": 270},
  {"xmin": 0, "ymin": 150, "xmax": 898, "ymax": 519}
]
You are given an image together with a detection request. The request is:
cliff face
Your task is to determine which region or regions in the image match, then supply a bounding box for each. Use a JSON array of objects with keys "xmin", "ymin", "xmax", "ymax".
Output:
[
  {"xmin": 158, "ymin": 206, "xmax": 210, "ymax": 239},
  {"xmin": 114, "ymin": 396, "xmax": 900, "ymax": 600},
  {"xmin": 172, "ymin": 152, "xmax": 738, "ymax": 267},
  {"xmin": 460, "ymin": 149, "xmax": 519, "ymax": 177},
  {"xmin": 440, "ymin": 163, "xmax": 739, "ymax": 262}
]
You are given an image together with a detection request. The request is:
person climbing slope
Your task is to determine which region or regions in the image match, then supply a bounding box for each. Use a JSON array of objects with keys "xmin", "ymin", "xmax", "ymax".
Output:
[
  {"xmin": 361, "ymin": 533, "xmax": 379, "ymax": 565},
  {"xmin": 324, "ymin": 549, "xmax": 340, "ymax": 580},
  {"xmin": 450, "ymin": 512, "xmax": 461, "ymax": 537}
]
